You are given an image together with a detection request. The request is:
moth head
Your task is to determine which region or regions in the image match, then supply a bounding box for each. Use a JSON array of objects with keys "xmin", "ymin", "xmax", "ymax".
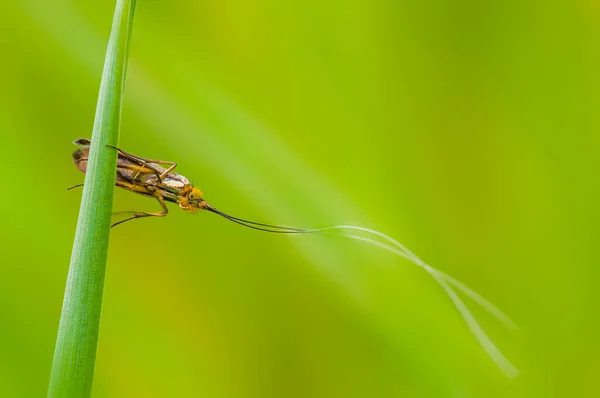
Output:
[{"xmin": 178, "ymin": 186, "xmax": 207, "ymax": 212}]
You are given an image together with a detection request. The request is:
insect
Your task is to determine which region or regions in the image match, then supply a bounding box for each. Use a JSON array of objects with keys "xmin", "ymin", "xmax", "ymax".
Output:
[
  {"xmin": 70, "ymin": 139, "xmax": 519, "ymax": 377},
  {"xmin": 71, "ymin": 138, "xmax": 305, "ymax": 231}
]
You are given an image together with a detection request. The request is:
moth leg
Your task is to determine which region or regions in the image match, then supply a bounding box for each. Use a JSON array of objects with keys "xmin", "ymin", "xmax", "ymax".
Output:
[
  {"xmin": 106, "ymin": 144, "xmax": 149, "ymax": 163},
  {"xmin": 106, "ymin": 144, "xmax": 176, "ymax": 180},
  {"xmin": 111, "ymin": 191, "xmax": 169, "ymax": 228},
  {"xmin": 76, "ymin": 150, "xmax": 165, "ymax": 182},
  {"xmin": 70, "ymin": 180, "xmax": 136, "ymax": 192},
  {"xmin": 159, "ymin": 162, "xmax": 177, "ymax": 179},
  {"xmin": 107, "ymin": 145, "xmax": 176, "ymax": 170},
  {"xmin": 115, "ymin": 164, "xmax": 163, "ymax": 188},
  {"xmin": 107, "ymin": 144, "xmax": 162, "ymax": 178},
  {"xmin": 74, "ymin": 153, "xmax": 164, "ymax": 186},
  {"xmin": 131, "ymin": 159, "xmax": 177, "ymax": 180},
  {"xmin": 115, "ymin": 179, "xmax": 155, "ymax": 197},
  {"xmin": 132, "ymin": 162, "xmax": 151, "ymax": 181},
  {"xmin": 71, "ymin": 180, "xmax": 152, "ymax": 194}
]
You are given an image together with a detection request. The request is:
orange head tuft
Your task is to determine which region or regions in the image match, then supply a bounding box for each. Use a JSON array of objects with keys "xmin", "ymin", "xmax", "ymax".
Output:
[{"xmin": 178, "ymin": 186, "xmax": 208, "ymax": 212}]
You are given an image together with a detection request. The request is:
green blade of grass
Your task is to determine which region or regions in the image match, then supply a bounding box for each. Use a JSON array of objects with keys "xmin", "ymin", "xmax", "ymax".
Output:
[{"xmin": 48, "ymin": 1, "xmax": 136, "ymax": 397}]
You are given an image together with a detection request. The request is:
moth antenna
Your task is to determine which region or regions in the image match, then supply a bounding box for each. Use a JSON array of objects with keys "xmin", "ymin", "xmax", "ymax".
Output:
[{"xmin": 205, "ymin": 205, "xmax": 307, "ymax": 234}]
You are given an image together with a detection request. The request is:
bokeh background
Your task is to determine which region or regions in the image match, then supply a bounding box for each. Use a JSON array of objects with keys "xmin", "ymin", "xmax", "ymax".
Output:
[{"xmin": 2, "ymin": 1, "xmax": 599, "ymax": 397}]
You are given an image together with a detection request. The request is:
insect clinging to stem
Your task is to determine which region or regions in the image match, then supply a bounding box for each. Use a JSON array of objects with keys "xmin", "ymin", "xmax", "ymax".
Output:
[
  {"xmin": 71, "ymin": 138, "xmax": 307, "ymax": 231},
  {"xmin": 69, "ymin": 138, "xmax": 519, "ymax": 378}
]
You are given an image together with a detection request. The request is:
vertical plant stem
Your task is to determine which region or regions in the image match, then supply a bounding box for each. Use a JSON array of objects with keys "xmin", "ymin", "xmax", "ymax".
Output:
[{"xmin": 48, "ymin": 1, "xmax": 137, "ymax": 397}]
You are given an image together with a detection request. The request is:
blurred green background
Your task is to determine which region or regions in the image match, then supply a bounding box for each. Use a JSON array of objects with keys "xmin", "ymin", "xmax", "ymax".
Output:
[{"xmin": 1, "ymin": 1, "xmax": 599, "ymax": 397}]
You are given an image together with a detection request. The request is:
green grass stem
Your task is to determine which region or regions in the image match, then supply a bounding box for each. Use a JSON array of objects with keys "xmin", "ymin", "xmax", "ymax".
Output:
[{"xmin": 48, "ymin": 1, "xmax": 137, "ymax": 396}]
